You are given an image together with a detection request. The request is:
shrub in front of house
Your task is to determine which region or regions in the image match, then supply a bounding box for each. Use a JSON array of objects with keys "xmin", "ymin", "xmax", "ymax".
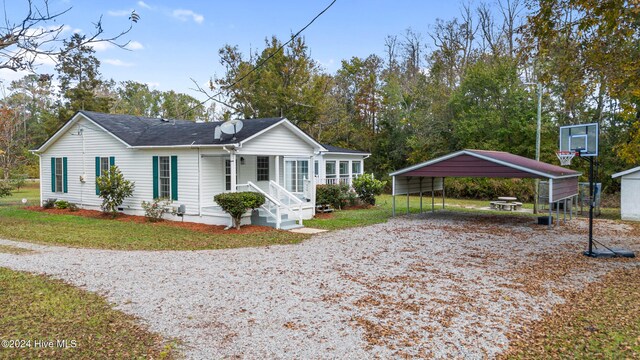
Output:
[
  {"xmin": 141, "ymin": 198, "xmax": 173, "ymax": 222},
  {"xmin": 68, "ymin": 203, "xmax": 79, "ymax": 212},
  {"xmin": 42, "ymin": 198, "xmax": 56, "ymax": 209},
  {"xmin": 214, "ymin": 192, "xmax": 265, "ymax": 230},
  {"xmin": 316, "ymin": 184, "xmax": 352, "ymax": 209},
  {"xmin": 0, "ymin": 181, "xmax": 13, "ymax": 198},
  {"xmin": 352, "ymin": 173, "xmax": 386, "ymax": 206},
  {"xmin": 96, "ymin": 165, "xmax": 135, "ymax": 218},
  {"xmin": 55, "ymin": 200, "xmax": 70, "ymax": 209}
]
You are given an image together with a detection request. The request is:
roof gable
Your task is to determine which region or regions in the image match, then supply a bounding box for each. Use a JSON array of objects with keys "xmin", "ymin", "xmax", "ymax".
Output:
[{"xmin": 612, "ymin": 166, "xmax": 640, "ymax": 178}]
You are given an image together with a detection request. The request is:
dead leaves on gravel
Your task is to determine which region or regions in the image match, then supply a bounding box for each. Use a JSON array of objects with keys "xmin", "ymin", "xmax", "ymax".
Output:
[
  {"xmin": 330, "ymin": 213, "xmax": 639, "ymax": 358},
  {"xmin": 501, "ymin": 266, "xmax": 640, "ymax": 359}
]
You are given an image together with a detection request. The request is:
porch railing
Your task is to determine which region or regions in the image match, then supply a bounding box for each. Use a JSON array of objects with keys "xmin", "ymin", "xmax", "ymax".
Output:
[
  {"xmin": 236, "ymin": 182, "xmax": 282, "ymax": 229},
  {"xmin": 269, "ymin": 181, "xmax": 304, "ymax": 226},
  {"xmin": 316, "ymin": 175, "xmax": 362, "ymax": 187}
]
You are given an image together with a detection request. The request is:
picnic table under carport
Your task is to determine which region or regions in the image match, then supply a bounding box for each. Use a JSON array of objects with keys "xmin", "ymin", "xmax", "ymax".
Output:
[{"xmin": 389, "ymin": 149, "xmax": 582, "ymax": 226}]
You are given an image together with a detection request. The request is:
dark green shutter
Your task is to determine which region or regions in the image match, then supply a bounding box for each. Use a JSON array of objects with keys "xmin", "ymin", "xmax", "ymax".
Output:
[
  {"xmin": 171, "ymin": 155, "xmax": 178, "ymax": 200},
  {"xmin": 62, "ymin": 157, "xmax": 68, "ymax": 193},
  {"xmin": 95, "ymin": 157, "xmax": 101, "ymax": 195},
  {"xmin": 51, "ymin": 157, "xmax": 56, "ymax": 192},
  {"xmin": 109, "ymin": 156, "xmax": 115, "ymax": 167},
  {"xmin": 152, "ymin": 156, "xmax": 159, "ymax": 199}
]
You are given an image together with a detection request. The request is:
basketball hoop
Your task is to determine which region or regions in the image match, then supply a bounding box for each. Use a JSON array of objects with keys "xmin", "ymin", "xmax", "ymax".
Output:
[{"xmin": 556, "ymin": 150, "xmax": 577, "ymax": 166}]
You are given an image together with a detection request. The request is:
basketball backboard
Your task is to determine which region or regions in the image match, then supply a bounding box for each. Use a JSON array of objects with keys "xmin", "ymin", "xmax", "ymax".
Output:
[{"xmin": 559, "ymin": 123, "xmax": 598, "ymax": 157}]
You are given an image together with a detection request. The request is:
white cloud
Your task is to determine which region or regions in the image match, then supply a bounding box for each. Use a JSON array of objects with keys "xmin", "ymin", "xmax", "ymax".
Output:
[
  {"xmin": 90, "ymin": 42, "xmax": 113, "ymax": 52},
  {"xmin": 103, "ymin": 59, "xmax": 134, "ymax": 67},
  {"xmin": 126, "ymin": 41, "xmax": 144, "ymax": 50},
  {"xmin": 172, "ymin": 9, "xmax": 204, "ymax": 24},
  {"xmin": 138, "ymin": 1, "xmax": 152, "ymax": 9},
  {"xmin": 107, "ymin": 9, "xmax": 133, "ymax": 17},
  {"xmin": 145, "ymin": 81, "xmax": 160, "ymax": 88}
]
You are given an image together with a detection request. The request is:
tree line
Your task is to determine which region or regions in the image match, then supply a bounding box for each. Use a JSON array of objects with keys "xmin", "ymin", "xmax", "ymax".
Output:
[{"xmin": 1, "ymin": 0, "xmax": 638, "ymax": 195}]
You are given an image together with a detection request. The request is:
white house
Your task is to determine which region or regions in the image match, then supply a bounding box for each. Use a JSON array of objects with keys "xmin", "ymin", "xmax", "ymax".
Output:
[
  {"xmin": 32, "ymin": 111, "xmax": 367, "ymax": 229},
  {"xmin": 612, "ymin": 166, "xmax": 640, "ymax": 221},
  {"xmin": 315, "ymin": 144, "xmax": 370, "ymax": 186}
]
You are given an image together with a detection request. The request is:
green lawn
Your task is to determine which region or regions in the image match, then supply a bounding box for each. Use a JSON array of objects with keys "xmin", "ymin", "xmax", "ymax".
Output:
[
  {"xmin": 306, "ymin": 193, "xmax": 622, "ymax": 230},
  {"xmin": 0, "ymin": 207, "xmax": 307, "ymax": 250},
  {"xmin": 0, "ymin": 267, "xmax": 176, "ymax": 359},
  {"xmin": 0, "ymin": 181, "xmax": 40, "ymax": 206}
]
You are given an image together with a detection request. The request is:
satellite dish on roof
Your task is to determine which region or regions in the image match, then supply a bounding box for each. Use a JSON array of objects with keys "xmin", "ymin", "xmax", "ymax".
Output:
[{"xmin": 220, "ymin": 119, "xmax": 243, "ymax": 137}]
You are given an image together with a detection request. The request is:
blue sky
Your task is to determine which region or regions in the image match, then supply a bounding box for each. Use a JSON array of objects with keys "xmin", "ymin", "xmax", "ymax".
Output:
[{"xmin": 3, "ymin": 0, "xmax": 468, "ymax": 100}]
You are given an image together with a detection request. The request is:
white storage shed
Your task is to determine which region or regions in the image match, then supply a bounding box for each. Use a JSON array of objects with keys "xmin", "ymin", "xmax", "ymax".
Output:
[{"xmin": 612, "ymin": 166, "xmax": 640, "ymax": 221}]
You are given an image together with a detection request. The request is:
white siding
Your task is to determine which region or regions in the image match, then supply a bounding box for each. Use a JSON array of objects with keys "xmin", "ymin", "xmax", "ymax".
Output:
[
  {"xmin": 40, "ymin": 116, "xmax": 201, "ymax": 216},
  {"xmin": 620, "ymin": 170, "xmax": 640, "ymax": 221},
  {"xmin": 239, "ymin": 124, "xmax": 316, "ymax": 156}
]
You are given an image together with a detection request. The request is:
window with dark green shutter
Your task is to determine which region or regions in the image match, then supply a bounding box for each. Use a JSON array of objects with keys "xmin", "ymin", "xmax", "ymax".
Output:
[
  {"xmin": 170, "ymin": 155, "xmax": 178, "ymax": 200},
  {"xmin": 153, "ymin": 156, "xmax": 177, "ymax": 200},
  {"xmin": 96, "ymin": 156, "xmax": 114, "ymax": 195},
  {"xmin": 54, "ymin": 157, "xmax": 63, "ymax": 193}
]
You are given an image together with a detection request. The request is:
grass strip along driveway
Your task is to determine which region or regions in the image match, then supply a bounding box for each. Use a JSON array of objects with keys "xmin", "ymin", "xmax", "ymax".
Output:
[
  {"xmin": 0, "ymin": 267, "xmax": 176, "ymax": 359},
  {"xmin": 0, "ymin": 207, "xmax": 307, "ymax": 251}
]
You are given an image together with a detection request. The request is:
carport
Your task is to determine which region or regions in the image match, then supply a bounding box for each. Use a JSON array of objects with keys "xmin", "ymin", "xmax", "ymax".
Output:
[{"xmin": 389, "ymin": 150, "xmax": 582, "ymax": 225}]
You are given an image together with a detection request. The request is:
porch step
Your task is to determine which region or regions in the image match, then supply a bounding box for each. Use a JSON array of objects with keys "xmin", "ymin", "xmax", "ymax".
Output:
[{"xmin": 250, "ymin": 210, "xmax": 302, "ymax": 230}]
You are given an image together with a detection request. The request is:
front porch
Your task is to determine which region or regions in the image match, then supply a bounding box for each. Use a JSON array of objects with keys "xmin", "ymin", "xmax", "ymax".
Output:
[{"xmin": 199, "ymin": 153, "xmax": 316, "ymax": 229}]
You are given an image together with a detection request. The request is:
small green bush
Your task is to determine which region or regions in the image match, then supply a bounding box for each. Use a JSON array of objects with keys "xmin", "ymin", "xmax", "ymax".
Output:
[
  {"xmin": 96, "ymin": 165, "xmax": 135, "ymax": 217},
  {"xmin": 0, "ymin": 181, "xmax": 13, "ymax": 198},
  {"xmin": 141, "ymin": 198, "xmax": 172, "ymax": 222},
  {"xmin": 316, "ymin": 184, "xmax": 352, "ymax": 209},
  {"xmin": 42, "ymin": 198, "xmax": 56, "ymax": 209},
  {"xmin": 214, "ymin": 192, "xmax": 265, "ymax": 230},
  {"xmin": 68, "ymin": 203, "xmax": 79, "ymax": 212},
  {"xmin": 55, "ymin": 200, "xmax": 70, "ymax": 209},
  {"xmin": 352, "ymin": 174, "xmax": 386, "ymax": 206}
]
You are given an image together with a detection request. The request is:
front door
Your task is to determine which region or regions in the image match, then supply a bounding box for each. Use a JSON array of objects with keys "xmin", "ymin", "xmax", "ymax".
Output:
[{"xmin": 284, "ymin": 159, "xmax": 309, "ymax": 193}]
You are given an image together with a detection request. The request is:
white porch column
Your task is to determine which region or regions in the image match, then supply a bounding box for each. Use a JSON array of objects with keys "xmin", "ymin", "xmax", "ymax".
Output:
[
  {"xmin": 230, "ymin": 152, "xmax": 237, "ymax": 191},
  {"xmin": 348, "ymin": 160, "xmax": 353, "ymax": 187},
  {"xmin": 275, "ymin": 155, "xmax": 280, "ymax": 185}
]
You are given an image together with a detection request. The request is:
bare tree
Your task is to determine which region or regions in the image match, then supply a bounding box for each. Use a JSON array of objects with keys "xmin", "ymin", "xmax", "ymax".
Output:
[{"xmin": 1, "ymin": 0, "xmax": 138, "ymax": 72}]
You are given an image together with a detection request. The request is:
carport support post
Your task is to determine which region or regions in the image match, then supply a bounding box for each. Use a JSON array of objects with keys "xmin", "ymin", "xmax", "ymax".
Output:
[
  {"xmin": 392, "ymin": 176, "xmax": 396, "ymax": 217},
  {"xmin": 442, "ymin": 177, "xmax": 445, "ymax": 209},
  {"xmin": 419, "ymin": 178, "xmax": 423, "ymax": 213},
  {"xmin": 431, "ymin": 177, "xmax": 435, "ymax": 213},
  {"xmin": 548, "ymin": 203, "xmax": 552, "ymax": 229},
  {"xmin": 563, "ymin": 199, "xmax": 567, "ymax": 224},
  {"xmin": 406, "ymin": 178, "xmax": 410, "ymax": 215},
  {"xmin": 556, "ymin": 201, "xmax": 560, "ymax": 226}
]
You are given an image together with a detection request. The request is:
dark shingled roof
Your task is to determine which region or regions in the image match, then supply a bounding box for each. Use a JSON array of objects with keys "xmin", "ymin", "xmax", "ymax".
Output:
[
  {"xmin": 321, "ymin": 144, "xmax": 369, "ymax": 155},
  {"xmin": 79, "ymin": 111, "xmax": 284, "ymax": 146}
]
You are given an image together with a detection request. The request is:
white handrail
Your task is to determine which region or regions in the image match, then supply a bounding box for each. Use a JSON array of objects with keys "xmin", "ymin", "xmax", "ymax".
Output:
[
  {"xmin": 268, "ymin": 180, "xmax": 303, "ymax": 225},
  {"xmin": 237, "ymin": 182, "xmax": 282, "ymax": 229}
]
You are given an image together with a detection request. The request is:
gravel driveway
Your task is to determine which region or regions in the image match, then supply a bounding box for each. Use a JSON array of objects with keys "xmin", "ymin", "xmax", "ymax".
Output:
[{"xmin": 1, "ymin": 212, "xmax": 638, "ymax": 359}]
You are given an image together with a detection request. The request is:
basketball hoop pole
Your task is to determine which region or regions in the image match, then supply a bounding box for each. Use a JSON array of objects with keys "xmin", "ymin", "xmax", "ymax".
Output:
[{"xmin": 587, "ymin": 155, "xmax": 594, "ymax": 256}]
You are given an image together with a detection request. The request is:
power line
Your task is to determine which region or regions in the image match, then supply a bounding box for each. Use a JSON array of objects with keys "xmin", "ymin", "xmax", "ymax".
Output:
[{"xmin": 180, "ymin": 0, "xmax": 338, "ymax": 120}]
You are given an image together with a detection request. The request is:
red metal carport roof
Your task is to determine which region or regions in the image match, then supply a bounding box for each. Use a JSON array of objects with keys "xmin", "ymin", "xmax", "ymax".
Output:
[{"xmin": 390, "ymin": 150, "xmax": 581, "ymax": 179}]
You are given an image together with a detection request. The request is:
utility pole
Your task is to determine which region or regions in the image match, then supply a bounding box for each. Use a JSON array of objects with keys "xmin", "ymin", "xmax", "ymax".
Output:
[{"xmin": 525, "ymin": 82, "xmax": 542, "ymax": 214}]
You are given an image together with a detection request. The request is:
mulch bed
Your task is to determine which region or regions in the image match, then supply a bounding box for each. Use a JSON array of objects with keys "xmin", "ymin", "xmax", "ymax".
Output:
[{"xmin": 25, "ymin": 206, "xmax": 276, "ymax": 235}]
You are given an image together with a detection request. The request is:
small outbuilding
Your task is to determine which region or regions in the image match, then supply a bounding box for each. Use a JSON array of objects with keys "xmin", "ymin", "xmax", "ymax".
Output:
[{"xmin": 612, "ymin": 166, "xmax": 640, "ymax": 221}]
